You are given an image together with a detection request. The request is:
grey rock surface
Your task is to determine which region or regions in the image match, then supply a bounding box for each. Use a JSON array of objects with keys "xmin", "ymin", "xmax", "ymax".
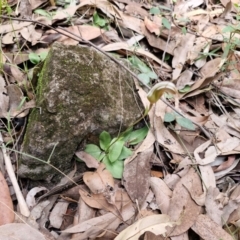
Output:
[{"xmin": 19, "ymin": 43, "xmax": 144, "ymax": 181}]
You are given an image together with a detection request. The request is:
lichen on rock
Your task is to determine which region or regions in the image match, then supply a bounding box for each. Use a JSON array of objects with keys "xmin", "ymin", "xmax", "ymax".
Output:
[{"xmin": 19, "ymin": 42, "xmax": 144, "ymax": 181}]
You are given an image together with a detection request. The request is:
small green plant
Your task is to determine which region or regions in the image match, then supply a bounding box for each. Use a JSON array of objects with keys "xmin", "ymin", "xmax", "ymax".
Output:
[
  {"xmin": 0, "ymin": 0, "xmax": 13, "ymax": 15},
  {"xmin": 93, "ymin": 12, "xmax": 108, "ymax": 28},
  {"xmin": 129, "ymin": 56, "xmax": 157, "ymax": 85},
  {"xmin": 162, "ymin": 18, "xmax": 171, "ymax": 30},
  {"xmin": 149, "ymin": 5, "xmax": 171, "ymax": 15},
  {"xmin": 195, "ymin": 46, "xmax": 221, "ymax": 61},
  {"xmin": 82, "ymin": 126, "xmax": 148, "ymax": 179},
  {"xmin": 29, "ymin": 52, "xmax": 48, "ymax": 65},
  {"xmin": 149, "ymin": 6, "xmax": 171, "ymax": 30},
  {"xmin": 34, "ymin": 9, "xmax": 55, "ymax": 20},
  {"xmin": 164, "ymin": 112, "xmax": 195, "ymax": 130}
]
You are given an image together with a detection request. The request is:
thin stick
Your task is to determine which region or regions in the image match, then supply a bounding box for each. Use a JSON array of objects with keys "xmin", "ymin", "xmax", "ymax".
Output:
[{"xmin": 0, "ymin": 132, "xmax": 30, "ymax": 217}]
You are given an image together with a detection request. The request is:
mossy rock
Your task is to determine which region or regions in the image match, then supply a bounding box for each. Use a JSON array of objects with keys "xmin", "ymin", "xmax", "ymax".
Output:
[{"xmin": 19, "ymin": 43, "xmax": 144, "ymax": 181}]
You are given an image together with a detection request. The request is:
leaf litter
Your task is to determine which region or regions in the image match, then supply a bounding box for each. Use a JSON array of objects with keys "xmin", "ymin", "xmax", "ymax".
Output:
[{"xmin": 1, "ymin": 0, "xmax": 240, "ymax": 239}]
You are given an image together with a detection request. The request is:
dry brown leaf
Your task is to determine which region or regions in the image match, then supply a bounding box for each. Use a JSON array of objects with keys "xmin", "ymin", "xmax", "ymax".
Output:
[
  {"xmin": 195, "ymin": 138, "xmax": 240, "ymax": 167},
  {"xmin": 2, "ymin": 32, "xmax": 16, "ymax": 45},
  {"xmin": 191, "ymin": 38, "xmax": 211, "ymax": 68},
  {"xmin": 79, "ymin": 189, "xmax": 116, "ymax": 212},
  {"xmin": 150, "ymin": 177, "xmax": 172, "ymax": 214},
  {"xmin": 142, "ymin": 24, "xmax": 176, "ymax": 55},
  {"xmin": 49, "ymin": 201, "xmax": 69, "ymax": 228},
  {"xmin": 194, "ymin": 140, "xmax": 214, "ymax": 165},
  {"xmin": 200, "ymin": 57, "xmax": 222, "ymax": 77},
  {"xmin": 175, "ymin": 70, "xmax": 194, "ymax": 90},
  {"xmin": 0, "ymin": 75, "xmax": 9, "ymax": 118},
  {"xmin": 167, "ymin": 168, "xmax": 203, "ymax": 236},
  {"xmin": 52, "ymin": 5, "xmax": 80, "ymax": 21},
  {"xmin": 102, "ymin": 29, "xmax": 122, "ymax": 42},
  {"xmin": 115, "ymin": 214, "xmax": 177, "ymax": 240},
  {"xmin": 125, "ymin": 3, "xmax": 149, "ymax": 18},
  {"xmin": 214, "ymin": 159, "xmax": 240, "ymax": 180},
  {"xmin": 227, "ymin": 184, "xmax": 240, "ymax": 223},
  {"xmin": 34, "ymin": 15, "xmax": 52, "ymax": 26},
  {"xmin": 173, "ymin": 0, "xmax": 204, "ymax": 15},
  {"xmin": 205, "ymin": 187, "xmax": 224, "ymax": 226},
  {"xmin": 182, "ymin": 72, "xmax": 224, "ymax": 99},
  {"xmin": 124, "ymin": 130, "xmax": 155, "ymax": 165},
  {"xmin": 79, "ymin": 186, "xmax": 134, "ymax": 221},
  {"xmin": 62, "ymin": 212, "xmax": 115, "ymax": 233},
  {"xmin": 197, "ymin": 164, "xmax": 216, "ymax": 205},
  {"xmin": 78, "ymin": 0, "xmax": 120, "ymax": 19},
  {"xmin": 212, "ymin": 155, "xmax": 236, "ymax": 172},
  {"xmin": 6, "ymin": 84, "xmax": 29, "ymax": 118},
  {"xmin": 26, "ymin": 186, "xmax": 48, "ymax": 209},
  {"xmin": 172, "ymin": 33, "xmax": 195, "ymax": 80},
  {"xmin": 214, "ymin": 74, "xmax": 240, "ymax": 100},
  {"xmin": 1, "ymin": 21, "xmax": 32, "ymax": 34},
  {"xmin": 123, "ymin": 150, "xmax": 152, "ymax": 208},
  {"xmin": 29, "ymin": 0, "xmax": 48, "ymax": 10},
  {"xmin": 153, "ymin": 115, "xmax": 185, "ymax": 155},
  {"xmin": 210, "ymin": 112, "xmax": 240, "ymax": 139},
  {"xmin": 191, "ymin": 214, "xmax": 233, "ymax": 240},
  {"xmin": 20, "ymin": 25, "xmax": 42, "ymax": 44},
  {"xmin": 0, "ymin": 171, "xmax": 14, "ymax": 226},
  {"xmin": 143, "ymin": 231, "xmax": 170, "ymax": 240},
  {"xmin": 0, "ymin": 223, "xmax": 46, "ymax": 240},
  {"xmin": 18, "ymin": 0, "xmax": 32, "ymax": 18},
  {"xmin": 4, "ymin": 53, "xmax": 29, "ymax": 65},
  {"xmin": 5, "ymin": 65, "xmax": 25, "ymax": 83},
  {"xmin": 118, "ymin": 11, "xmax": 143, "ymax": 34},
  {"xmin": 75, "ymin": 151, "xmax": 99, "ymax": 169},
  {"xmin": 77, "ymin": 195, "xmax": 96, "ymax": 223},
  {"xmin": 144, "ymin": 17, "xmax": 160, "ymax": 35},
  {"xmin": 54, "ymin": 25, "xmax": 104, "ymax": 45},
  {"xmin": 83, "ymin": 163, "xmax": 114, "ymax": 194},
  {"xmin": 101, "ymin": 42, "xmax": 171, "ymax": 69}
]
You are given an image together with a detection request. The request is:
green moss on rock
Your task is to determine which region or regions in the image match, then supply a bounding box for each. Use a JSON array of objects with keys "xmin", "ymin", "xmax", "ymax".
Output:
[{"xmin": 19, "ymin": 43, "xmax": 144, "ymax": 181}]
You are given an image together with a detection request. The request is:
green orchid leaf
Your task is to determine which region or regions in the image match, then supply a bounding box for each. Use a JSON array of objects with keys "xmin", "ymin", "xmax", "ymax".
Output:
[
  {"xmin": 39, "ymin": 52, "xmax": 48, "ymax": 61},
  {"xmin": 182, "ymin": 27, "xmax": 187, "ymax": 35},
  {"xmin": 150, "ymin": 7, "xmax": 160, "ymax": 15},
  {"xmin": 138, "ymin": 73, "xmax": 150, "ymax": 85},
  {"xmin": 34, "ymin": 9, "xmax": 51, "ymax": 18},
  {"xmin": 29, "ymin": 53, "xmax": 41, "ymax": 64},
  {"xmin": 164, "ymin": 112, "xmax": 176, "ymax": 122},
  {"xmin": 85, "ymin": 144, "xmax": 104, "ymax": 161},
  {"xmin": 121, "ymin": 127, "xmax": 134, "ymax": 142},
  {"xmin": 176, "ymin": 117, "xmax": 195, "ymax": 130},
  {"xmin": 129, "ymin": 56, "xmax": 145, "ymax": 68},
  {"xmin": 146, "ymin": 71, "xmax": 158, "ymax": 79},
  {"xmin": 93, "ymin": 12, "xmax": 106, "ymax": 27},
  {"xmin": 222, "ymin": 25, "xmax": 235, "ymax": 33},
  {"xmin": 179, "ymin": 85, "xmax": 191, "ymax": 93},
  {"xmin": 108, "ymin": 140, "xmax": 125, "ymax": 163},
  {"xmin": 103, "ymin": 157, "xmax": 124, "ymax": 179},
  {"xmin": 138, "ymin": 64, "xmax": 151, "ymax": 73},
  {"xmin": 162, "ymin": 17, "xmax": 171, "ymax": 30},
  {"xmin": 159, "ymin": 5, "xmax": 171, "ymax": 11},
  {"xmin": 118, "ymin": 146, "xmax": 132, "ymax": 160},
  {"xmin": 127, "ymin": 126, "xmax": 149, "ymax": 145},
  {"xmin": 99, "ymin": 131, "xmax": 111, "ymax": 151}
]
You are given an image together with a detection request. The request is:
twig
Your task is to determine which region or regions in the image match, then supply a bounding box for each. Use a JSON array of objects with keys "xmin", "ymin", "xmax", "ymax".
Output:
[
  {"xmin": 0, "ymin": 15, "xmax": 150, "ymax": 90},
  {"xmin": 0, "ymin": 132, "xmax": 30, "ymax": 217},
  {"xmin": 0, "ymin": 15, "xmax": 212, "ymax": 139}
]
